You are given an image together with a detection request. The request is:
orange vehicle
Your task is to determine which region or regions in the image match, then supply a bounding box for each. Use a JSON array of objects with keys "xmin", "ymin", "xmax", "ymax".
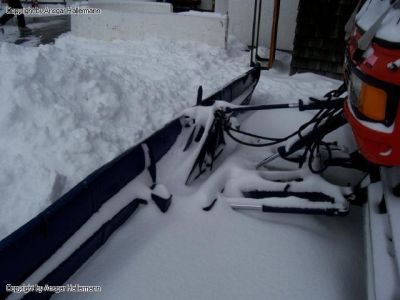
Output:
[{"xmin": 344, "ymin": 0, "xmax": 400, "ymax": 165}]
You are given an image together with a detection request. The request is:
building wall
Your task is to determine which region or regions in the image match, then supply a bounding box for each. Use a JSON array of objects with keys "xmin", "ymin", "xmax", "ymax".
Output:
[
  {"xmin": 199, "ymin": 0, "xmax": 214, "ymax": 11},
  {"xmin": 88, "ymin": 0, "xmax": 298, "ymax": 51},
  {"xmin": 72, "ymin": 2, "xmax": 228, "ymax": 48},
  {"xmin": 216, "ymin": 0, "xmax": 299, "ymax": 51},
  {"xmin": 215, "ymin": 0, "xmax": 228, "ymax": 13}
]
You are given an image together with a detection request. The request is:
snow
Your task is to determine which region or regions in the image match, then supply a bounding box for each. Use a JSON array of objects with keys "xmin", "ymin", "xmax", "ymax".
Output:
[
  {"xmin": 180, "ymin": 10, "xmax": 225, "ymax": 18},
  {"xmin": 380, "ymin": 168, "xmax": 400, "ymax": 278},
  {"xmin": 151, "ymin": 184, "xmax": 170, "ymax": 199},
  {"xmin": 0, "ymin": 19, "xmax": 371, "ymax": 298},
  {"xmin": 222, "ymin": 166, "xmax": 350, "ymax": 209},
  {"xmin": 356, "ymin": 0, "xmax": 400, "ymax": 43},
  {"xmin": 52, "ymin": 93, "xmax": 365, "ymax": 299},
  {"xmin": 180, "ymin": 103, "xmax": 240, "ymax": 184},
  {"xmin": 7, "ymin": 174, "xmax": 151, "ymax": 300},
  {"xmin": 0, "ymin": 34, "xmax": 249, "ymax": 239},
  {"xmin": 364, "ymin": 179, "xmax": 400, "ymax": 299},
  {"xmin": 0, "ymin": 31, "xmax": 346, "ymax": 242},
  {"xmin": 0, "ymin": 11, "xmax": 377, "ymax": 298}
]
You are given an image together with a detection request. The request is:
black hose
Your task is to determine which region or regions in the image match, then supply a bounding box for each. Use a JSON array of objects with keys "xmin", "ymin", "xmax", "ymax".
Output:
[{"xmin": 225, "ymin": 106, "xmax": 346, "ymax": 173}]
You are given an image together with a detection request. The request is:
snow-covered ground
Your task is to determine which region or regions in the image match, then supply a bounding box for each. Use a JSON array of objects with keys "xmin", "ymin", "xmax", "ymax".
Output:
[
  {"xmin": 52, "ymin": 117, "xmax": 365, "ymax": 300},
  {"xmin": 0, "ymin": 30, "xmax": 340, "ymax": 241},
  {"xmin": 43, "ymin": 85, "xmax": 364, "ymax": 300}
]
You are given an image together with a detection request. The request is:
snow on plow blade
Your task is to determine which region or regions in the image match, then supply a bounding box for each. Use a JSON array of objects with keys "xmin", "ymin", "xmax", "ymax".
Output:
[{"xmin": 0, "ymin": 68, "xmax": 260, "ymax": 299}]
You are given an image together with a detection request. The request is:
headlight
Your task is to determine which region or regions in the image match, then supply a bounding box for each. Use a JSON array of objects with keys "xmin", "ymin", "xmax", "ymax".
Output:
[{"xmin": 349, "ymin": 71, "xmax": 388, "ymax": 122}]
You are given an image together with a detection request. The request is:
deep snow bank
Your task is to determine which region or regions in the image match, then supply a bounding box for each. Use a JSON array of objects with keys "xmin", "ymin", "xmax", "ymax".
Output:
[{"xmin": 0, "ymin": 35, "xmax": 249, "ymax": 239}]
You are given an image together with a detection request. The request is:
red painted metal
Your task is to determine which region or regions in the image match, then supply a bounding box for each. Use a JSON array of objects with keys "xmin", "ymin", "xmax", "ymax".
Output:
[{"xmin": 345, "ymin": 29, "xmax": 400, "ymax": 165}]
